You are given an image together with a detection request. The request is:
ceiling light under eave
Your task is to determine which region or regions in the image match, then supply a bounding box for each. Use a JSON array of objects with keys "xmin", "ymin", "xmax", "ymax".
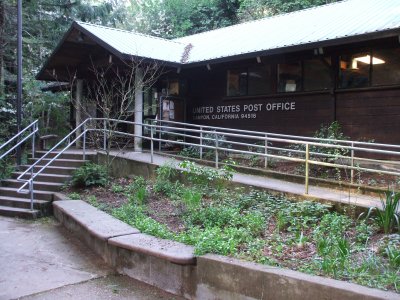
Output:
[{"xmin": 355, "ymin": 55, "xmax": 385, "ymax": 65}]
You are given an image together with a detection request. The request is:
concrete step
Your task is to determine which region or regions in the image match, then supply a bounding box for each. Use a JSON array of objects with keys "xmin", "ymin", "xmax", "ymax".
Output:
[
  {"xmin": 0, "ymin": 205, "xmax": 41, "ymax": 219},
  {"xmin": 0, "ymin": 187, "xmax": 54, "ymax": 201},
  {"xmin": 28, "ymin": 158, "xmax": 88, "ymax": 168},
  {"xmin": 0, "ymin": 196, "xmax": 49, "ymax": 210},
  {"xmin": 11, "ymin": 172, "xmax": 71, "ymax": 184},
  {"xmin": 1, "ymin": 179, "xmax": 64, "ymax": 192},
  {"xmin": 30, "ymin": 151, "xmax": 95, "ymax": 161},
  {"xmin": 19, "ymin": 165, "xmax": 77, "ymax": 176}
]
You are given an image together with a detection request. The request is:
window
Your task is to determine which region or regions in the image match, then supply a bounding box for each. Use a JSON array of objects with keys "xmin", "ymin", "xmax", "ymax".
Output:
[
  {"xmin": 339, "ymin": 52, "xmax": 370, "ymax": 89},
  {"xmin": 372, "ymin": 48, "xmax": 400, "ymax": 86},
  {"xmin": 248, "ymin": 66, "xmax": 272, "ymax": 95},
  {"xmin": 227, "ymin": 69, "xmax": 247, "ymax": 96},
  {"xmin": 278, "ymin": 62, "xmax": 301, "ymax": 92},
  {"xmin": 303, "ymin": 57, "xmax": 332, "ymax": 91},
  {"xmin": 227, "ymin": 66, "xmax": 272, "ymax": 97}
]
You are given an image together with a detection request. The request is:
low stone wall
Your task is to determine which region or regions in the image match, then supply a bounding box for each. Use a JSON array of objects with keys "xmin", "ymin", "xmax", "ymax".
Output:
[{"xmin": 52, "ymin": 199, "xmax": 399, "ymax": 300}]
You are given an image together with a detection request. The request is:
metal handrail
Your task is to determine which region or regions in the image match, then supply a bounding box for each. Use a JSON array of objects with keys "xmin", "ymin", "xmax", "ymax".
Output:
[
  {"xmin": 17, "ymin": 117, "xmax": 400, "ymax": 213},
  {"xmin": 0, "ymin": 120, "xmax": 38, "ymax": 161},
  {"xmin": 153, "ymin": 118, "xmax": 400, "ymax": 150},
  {"xmin": 17, "ymin": 119, "xmax": 91, "ymax": 210}
]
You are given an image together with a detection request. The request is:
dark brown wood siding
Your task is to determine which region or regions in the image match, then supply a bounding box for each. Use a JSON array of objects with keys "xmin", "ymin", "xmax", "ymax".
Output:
[
  {"xmin": 336, "ymin": 88, "xmax": 400, "ymax": 143},
  {"xmin": 183, "ymin": 65, "xmax": 334, "ymax": 137}
]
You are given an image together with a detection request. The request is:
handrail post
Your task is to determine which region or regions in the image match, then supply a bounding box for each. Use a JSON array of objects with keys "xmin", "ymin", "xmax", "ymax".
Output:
[
  {"xmin": 29, "ymin": 179, "xmax": 34, "ymax": 211},
  {"xmin": 305, "ymin": 143, "xmax": 309, "ymax": 194},
  {"xmin": 215, "ymin": 132, "xmax": 219, "ymax": 168},
  {"xmin": 264, "ymin": 134, "xmax": 268, "ymax": 169},
  {"xmin": 150, "ymin": 124, "xmax": 154, "ymax": 164},
  {"xmin": 103, "ymin": 119, "xmax": 107, "ymax": 151},
  {"xmin": 350, "ymin": 141, "xmax": 354, "ymax": 184},
  {"xmin": 158, "ymin": 121, "xmax": 162, "ymax": 152},
  {"xmin": 83, "ymin": 122, "xmax": 86, "ymax": 161},
  {"xmin": 200, "ymin": 126, "xmax": 203, "ymax": 159},
  {"xmin": 32, "ymin": 123, "xmax": 36, "ymax": 160}
]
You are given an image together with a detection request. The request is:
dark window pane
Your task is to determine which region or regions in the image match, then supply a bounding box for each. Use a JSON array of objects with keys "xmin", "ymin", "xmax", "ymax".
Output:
[
  {"xmin": 304, "ymin": 57, "xmax": 332, "ymax": 91},
  {"xmin": 278, "ymin": 62, "xmax": 301, "ymax": 92},
  {"xmin": 372, "ymin": 48, "xmax": 400, "ymax": 86},
  {"xmin": 227, "ymin": 69, "xmax": 247, "ymax": 96},
  {"xmin": 339, "ymin": 52, "xmax": 370, "ymax": 88},
  {"xmin": 248, "ymin": 66, "xmax": 271, "ymax": 95}
]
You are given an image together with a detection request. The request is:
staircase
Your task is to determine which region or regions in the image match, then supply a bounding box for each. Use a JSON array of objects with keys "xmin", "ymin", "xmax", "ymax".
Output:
[{"xmin": 0, "ymin": 151, "xmax": 91, "ymax": 219}]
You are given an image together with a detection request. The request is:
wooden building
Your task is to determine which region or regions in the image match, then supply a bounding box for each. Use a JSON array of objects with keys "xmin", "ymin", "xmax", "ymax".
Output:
[{"xmin": 37, "ymin": 0, "xmax": 400, "ymax": 144}]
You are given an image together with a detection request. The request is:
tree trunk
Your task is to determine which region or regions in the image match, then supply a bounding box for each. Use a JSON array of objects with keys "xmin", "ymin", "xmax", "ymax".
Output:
[{"xmin": 0, "ymin": 0, "xmax": 5, "ymax": 100}]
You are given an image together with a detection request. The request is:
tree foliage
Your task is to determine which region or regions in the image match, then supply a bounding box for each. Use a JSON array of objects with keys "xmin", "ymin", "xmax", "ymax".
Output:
[
  {"xmin": 0, "ymin": 0, "xmax": 128, "ymax": 140},
  {"xmin": 128, "ymin": 0, "xmax": 241, "ymax": 38},
  {"xmin": 238, "ymin": 0, "xmax": 341, "ymax": 21}
]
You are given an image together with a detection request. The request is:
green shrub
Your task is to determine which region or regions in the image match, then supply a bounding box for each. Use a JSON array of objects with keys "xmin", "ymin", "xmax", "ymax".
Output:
[
  {"xmin": 126, "ymin": 176, "xmax": 147, "ymax": 195},
  {"xmin": 0, "ymin": 157, "xmax": 14, "ymax": 180},
  {"xmin": 153, "ymin": 162, "xmax": 184, "ymax": 199},
  {"xmin": 179, "ymin": 160, "xmax": 234, "ymax": 187},
  {"xmin": 156, "ymin": 162, "xmax": 177, "ymax": 182},
  {"xmin": 70, "ymin": 163, "xmax": 108, "ymax": 187}
]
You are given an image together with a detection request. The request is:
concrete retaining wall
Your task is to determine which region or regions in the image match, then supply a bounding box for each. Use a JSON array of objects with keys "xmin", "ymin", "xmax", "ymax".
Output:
[
  {"xmin": 52, "ymin": 199, "xmax": 399, "ymax": 300},
  {"xmin": 196, "ymin": 255, "xmax": 396, "ymax": 300},
  {"xmin": 97, "ymin": 153, "xmax": 158, "ymax": 179}
]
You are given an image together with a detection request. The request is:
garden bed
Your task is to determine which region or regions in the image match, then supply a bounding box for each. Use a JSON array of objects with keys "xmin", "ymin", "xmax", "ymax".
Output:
[{"xmin": 66, "ymin": 161, "xmax": 400, "ymax": 293}]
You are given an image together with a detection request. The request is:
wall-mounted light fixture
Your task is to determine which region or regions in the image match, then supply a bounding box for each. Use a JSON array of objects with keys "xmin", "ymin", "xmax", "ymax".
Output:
[
  {"xmin": 109, "ymin": 55, "xmax": 113, "ymax": 64},
  {"xmin": 177, "ymin": 67, "xmax": 181, "ymax": 74},
  {"xmin": 206, "ymin": 64, "xmax": 211, "ymax": 71},
  {"xmin": 256, "ymin": 56, "xmax": 261, "ymax": 63}
]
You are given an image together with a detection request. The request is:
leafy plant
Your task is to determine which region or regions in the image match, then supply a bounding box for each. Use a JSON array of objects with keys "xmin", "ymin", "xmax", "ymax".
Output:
[
  {"xmin": 385, "ymin": 246, "xmax": 400, "ymax": 268},
  {"xmin": 179, "ymin": 160, "xmax": 234, "ymax": 187},
  {"xmin": 129, "ymin": 187, "xmax": 148, "ymax": 206},
  {"xmin": 363, "ymin": 191, "xmax": 400, "ymax": 234},
  {"xmin": 0, "ymin": 157, "xmax": 14, "ymax": 180},
  {"xmin": 178, "ymin": 146, "xmax": 200, "ymax": 158},
  {"xmin": 70, "ymin": 163, "xmax": 108, "ymax": 187},
  {"xmin": 67, "ymin": 192, "xmax": 81, "ymax": 200},
  {"xmin": 201, "ymin": 132, "xmax": 232, "ymax": 160},
  {"xmin": 113, "ymin": 204, "xmax": 174, "ymax": 240},
  {"xmin": 126, "ymin": 176, "xmax": 147, "ymax": 195},
  {"xmin": 182, "ymin": 189, "xmax": 202, "ymax": 210},
  {"xmin": 111, "ymin": 184, "xmax": 124, "ymax": 193}
]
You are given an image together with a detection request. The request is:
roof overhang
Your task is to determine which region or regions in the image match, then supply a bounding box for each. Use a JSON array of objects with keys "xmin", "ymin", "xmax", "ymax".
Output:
[{"xmin": 36, "ymin": 22, "xmax": 180, "ymax": 82}]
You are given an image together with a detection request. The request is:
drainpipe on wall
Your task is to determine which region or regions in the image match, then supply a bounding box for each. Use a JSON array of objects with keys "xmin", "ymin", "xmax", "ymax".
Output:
[{"xmin": 135, "ymin": 68, "xmax": 143, "ymax": 152}]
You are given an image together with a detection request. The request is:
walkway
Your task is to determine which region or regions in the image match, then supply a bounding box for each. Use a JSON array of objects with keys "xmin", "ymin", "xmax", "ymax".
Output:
[
  {"xmin": 110, "ymin": 151, "xmax": 383, "ymax": 210},
  {"xmin": 0, "ymin": 216, "xmax": 183, "ymax": 300}
]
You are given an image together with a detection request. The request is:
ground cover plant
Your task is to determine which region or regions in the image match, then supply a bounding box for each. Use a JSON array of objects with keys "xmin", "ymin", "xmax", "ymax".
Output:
[{"xmin": 68, "ymin": 161, "xmax": 400, "ymax": 293}]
